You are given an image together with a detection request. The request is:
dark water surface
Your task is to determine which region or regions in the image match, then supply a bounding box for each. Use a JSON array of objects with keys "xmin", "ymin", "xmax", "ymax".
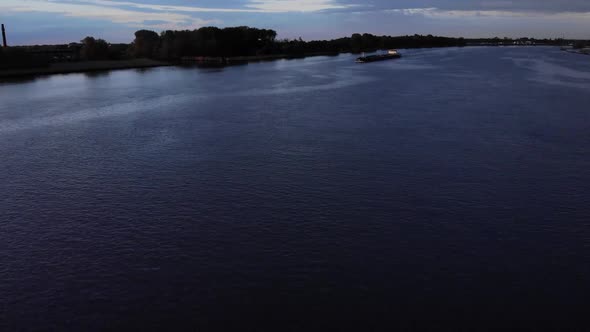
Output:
[{"xmin": 1, "ymin": 47, "xmax": 589, "ymax": 331}]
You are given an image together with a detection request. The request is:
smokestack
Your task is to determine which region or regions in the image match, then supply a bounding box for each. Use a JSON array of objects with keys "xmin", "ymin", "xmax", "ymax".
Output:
[{"xmin": 2, "ymin": 24, "xmax": 7, "ymax": 47}]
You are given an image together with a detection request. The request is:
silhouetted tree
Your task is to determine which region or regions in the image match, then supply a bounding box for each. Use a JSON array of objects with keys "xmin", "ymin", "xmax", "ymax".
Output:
[
  {"xmin": 158, "ymin": 30, "xmax": 176, "ymax": 59},
  {"xmin": 351, "ymin": 33, "xmax": 363, "ymax": 53},
  {"xmin": 80, "ymin": 36, "xmax": 109, "ymax": 60},
  {"xmin": 132, "ymin": 30, "xmax": 160, "ymax": 58}
]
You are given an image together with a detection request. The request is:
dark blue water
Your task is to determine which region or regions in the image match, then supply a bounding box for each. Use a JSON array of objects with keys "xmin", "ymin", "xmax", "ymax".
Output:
[{"xmin": 1, "ymin": 47, "xmax": 589, "ymax": 331}]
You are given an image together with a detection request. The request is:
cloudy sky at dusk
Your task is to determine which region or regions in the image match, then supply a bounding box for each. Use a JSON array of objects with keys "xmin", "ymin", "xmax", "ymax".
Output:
[{"xmin": 1, "ymin": 0, "xmax": 589, "ymax": 45}]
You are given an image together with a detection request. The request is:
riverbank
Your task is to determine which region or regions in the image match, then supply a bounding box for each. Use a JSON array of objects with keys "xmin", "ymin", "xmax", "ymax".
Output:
[
  {"xmin": 0, "ymin": 58, "xmax": 170, "ymax": 79},
  {"xmin": 181, "ymin": 52, "xmax": 340, "ymax": 66},
  {"xmin": 0, "ymin": 53, "xmax": 342, "ymax": 79},
  {"xmin": 562, "ymin": 47, "xmax": 590, "ymax": 56}
]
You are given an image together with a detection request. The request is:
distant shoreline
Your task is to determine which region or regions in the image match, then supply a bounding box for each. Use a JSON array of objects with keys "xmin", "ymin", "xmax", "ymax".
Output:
[
  {"xmin": 0, "ymin": 45, "xmax": 569, "ymax": 80},
  {"xmin": 180, "ymin": 52, "xmax": 341, "ymax": 65},
  {"xmin": 0, "ymin": 53, "xmax": 347, "ymax": 79},
  {"xmin": 0, "ymin": 58, "xmax": 170, "ymax": 79},
  {"xmin": 0, "ymin": 52, "xmax": 345, "ymax": 79},
  {"xmin": 562, "ymin": 48, "xmax": 590, "ymax": 56},
  {"xmin": 2, "ymin": 25, "xmax": 581, "ymax": 80}
]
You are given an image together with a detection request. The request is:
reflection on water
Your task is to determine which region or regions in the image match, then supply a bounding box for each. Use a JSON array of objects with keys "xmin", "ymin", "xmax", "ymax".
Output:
[
  {"xmin": 83, "ymin": 71, "xmax": 111, "ymax": 79},
  {"xmin": 1, "ymin": 47, "xmax": 589, "ymax": 331},
  {"xmin": 504, "ymin": 54, "xmax": 590, "ymax": 89}
]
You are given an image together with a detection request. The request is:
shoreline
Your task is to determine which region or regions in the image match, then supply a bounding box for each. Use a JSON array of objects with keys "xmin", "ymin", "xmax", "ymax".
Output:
[
  {"xmin": 181, "ymin": 52, "xmax": 341, "ymax": 65},
  {"xmin": 1, "ymin": 45, "xmax": 567, "ymax": 80},
  {"xmin": 0, "ymin": 53, "xmax": 344, "ymax": 79},
  {"xmin": 562, "ymin": 49, "xmax": 590, "ymax": 56},
  {"xmin": 0, "ymin": 53, "xmax": 341, "ymax": 79},
  {"xmin": 0, "ymin": 58, "xmax": 171, "ymax": 79}
]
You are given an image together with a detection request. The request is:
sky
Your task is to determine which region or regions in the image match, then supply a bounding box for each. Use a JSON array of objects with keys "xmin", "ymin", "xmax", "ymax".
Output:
[{"xmin": 1, "ymin": 0, "xmax": 589, "ymax": 45}]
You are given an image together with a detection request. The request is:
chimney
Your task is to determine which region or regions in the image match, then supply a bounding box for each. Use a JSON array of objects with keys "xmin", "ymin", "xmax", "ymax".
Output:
[{"xmin": 2, "ymin": 24, "xmax": 7, "ymax": 47}]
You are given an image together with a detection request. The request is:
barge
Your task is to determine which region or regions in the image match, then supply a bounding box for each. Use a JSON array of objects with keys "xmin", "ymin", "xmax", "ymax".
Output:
[{"xmin": 356, "ymin": 50, "xmax": 401, "ymax": 63}]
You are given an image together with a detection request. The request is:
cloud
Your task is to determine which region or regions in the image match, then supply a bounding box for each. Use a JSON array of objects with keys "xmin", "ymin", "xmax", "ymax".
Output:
[
  {"xmin": 383, "ymin": 6, "xmax": 590, "ymax": 21},
  {"xmin": 245, "ymin": 0, "xmax": 355, "ymax": 12},
  {"xmin": 42, "ymin": 0, "xmax": 356, "ymax": 13},
  {"xmin": 0, "ymin": 0, "xmax": 219, "ymax": 29},
  {"xmin": 3, "ymin": 0, "xmax": 590, "ymax": 44},
  {"xmin": 56, "ymin": 0, "xmax": 261, "ymax": 13},
  {"xmin": 11, "ymin": 0, "xmax": 590, "ymax": 26},
  {"xmin": 0, "ymin": 0, "xmax": 359, "ymax": 32},
  {"xmin": 339, "ymin": 0, "xmax": 590, "ymax": 14}
]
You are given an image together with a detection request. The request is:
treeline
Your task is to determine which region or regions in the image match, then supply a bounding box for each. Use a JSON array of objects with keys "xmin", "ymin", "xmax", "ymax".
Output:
[
  {"xmin": 136, "ymin": 27, "xmax": 278, "ymax": 58},
  {"xmin": 0, "ymin": 47, "xmax": 51, "ymax": 69},
  {"xmin": 69, "ymin": 27, "xmax": 466, "ymax": 61},
  {"xmin": 128, "ymin": 27, "xmax": 467, "ymax": 60},
  {"xmin": 1, "ymin": 26, "xmax": 468, "ymax": 69},
  {"xmin": 0, "ymin": 37, "xmax": 128, "ymax": 69},
  {"xmin": 3, "ymin": 25, "xmax": 586, "ymax": 70},
  {"xmin": 464, "ymin": 37, "xmax": 583, "ymax": 46},
  {"xmin": 349, "ymin": 33, "xmax": 465, "ymax": 53},
  {"xmin": 79, "ymin": 37, "xmax": 129, "ymax": 60}
]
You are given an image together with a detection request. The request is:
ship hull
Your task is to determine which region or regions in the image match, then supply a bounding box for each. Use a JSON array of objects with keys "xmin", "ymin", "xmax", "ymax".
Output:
[{"xmin": 356, "ymin": 54, "xmax": 401, "ymax": 63}]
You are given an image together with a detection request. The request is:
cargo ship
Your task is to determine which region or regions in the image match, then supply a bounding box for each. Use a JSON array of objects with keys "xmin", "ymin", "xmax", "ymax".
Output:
[{"xmin": 356, "ymin": 50, "xmax": 401, "ymax": 63}]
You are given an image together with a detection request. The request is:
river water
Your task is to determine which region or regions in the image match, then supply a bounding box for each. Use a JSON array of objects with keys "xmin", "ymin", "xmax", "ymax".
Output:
[{"xmin": 1, "ymin": 47, "xmax": 589, "ymax": 330}]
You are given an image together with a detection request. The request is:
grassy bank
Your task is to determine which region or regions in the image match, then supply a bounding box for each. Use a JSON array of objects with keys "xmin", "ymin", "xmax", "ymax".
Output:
[{"xmin": 0, "ymin": 58, "xmax": 170, "ymax": 79}]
